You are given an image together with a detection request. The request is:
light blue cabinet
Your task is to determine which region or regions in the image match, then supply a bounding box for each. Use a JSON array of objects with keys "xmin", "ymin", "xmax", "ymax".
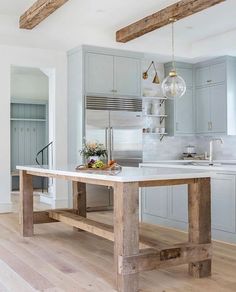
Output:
[
  {"xmin": 195, "ymin": 57, "xmax": 236, "ymax": 135},
  {"xmin": 114, "ymin": 56, "xmax": 141, "ymax": 97},
  {"xmin": 141, "ymin": 165, "xmax": 236, "ymax": 243},
  {"xmin": 164, "ymin": 62, "xmax": 195, "ymax": 135},
  {"xmin": 85, "ymin": 52, "xmax": 141, "ymax": 97},
  {"xmin": 195, "ymin": 62, "xmax": 226, "ymax": 87},
  {"xmin": 196, "ymin": 87, "xmax": 210, "ymax": 133},
  {"xmin": 211, "ymin": 174, "xmax": 236, "ymax": 233},
  {"xmin": 85, "ymin": 53, "xmax": 114, "ymax": 96},
  {"xmin": 211, "ymin": 83, "xmax": 227, "ymax": 133},
  {"xmin": 142, "ymin": 186, "xmax": 168, "ymax": 218},
  {"xmin": 168, "ymin": 185, "xmax": 188, "ymax": 223},
  {"xmin": 196, "ymin": 81, "xmax": 227, "ymax": 134}
]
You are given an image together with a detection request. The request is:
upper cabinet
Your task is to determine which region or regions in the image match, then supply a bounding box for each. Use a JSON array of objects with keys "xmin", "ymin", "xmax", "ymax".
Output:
[
  {"xmin": 85, "ymin": 51, "xmax": 141, "ymax": 97},
  {"xmin": 195, "ymin": 62, "xmax": 226, "ymax": 87},
  {"xmin": 114, "ymin": 56, "xmax": 141, "ymax": 97},
  {"xmin": 164, "ymin": 62, "xmax": 195, "ymax": 136},
  {"xmin": 85, "ymin": 53, "xmax": 114, "ymax": 96},
  {"xmin": 195, "ymin": 57, "xmax": 236, "ymax": 135}
]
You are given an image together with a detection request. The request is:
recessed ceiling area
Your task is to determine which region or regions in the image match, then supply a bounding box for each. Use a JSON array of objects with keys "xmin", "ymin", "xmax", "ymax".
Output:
[{"xmin": 0, "ymin": 0, "xmax": 235, "ymax": 61}]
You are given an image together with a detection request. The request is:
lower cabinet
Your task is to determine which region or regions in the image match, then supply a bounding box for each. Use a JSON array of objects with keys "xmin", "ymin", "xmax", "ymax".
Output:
[
  {"xmin": 141, "ymin": 171, "xmax": 236, "ymax": 242},
  {"xmin": 211, "ymin": 174, "xmax": 236, "ymax": 233}
]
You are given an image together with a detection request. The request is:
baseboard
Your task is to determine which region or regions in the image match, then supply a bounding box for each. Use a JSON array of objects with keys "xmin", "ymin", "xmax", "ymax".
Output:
[
  {"xmin": 0, "ymin": 203, "xmax": 13, "ymax": 213},
  {"xmin": 40, "ymin": 193, "xmax": 68, "ymax": 208}
]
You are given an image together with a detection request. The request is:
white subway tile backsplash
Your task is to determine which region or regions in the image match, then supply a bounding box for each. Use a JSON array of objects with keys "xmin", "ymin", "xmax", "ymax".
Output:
[{"xmin": 143, "ymin": 135, "xmax": 236, "ymax": 161}]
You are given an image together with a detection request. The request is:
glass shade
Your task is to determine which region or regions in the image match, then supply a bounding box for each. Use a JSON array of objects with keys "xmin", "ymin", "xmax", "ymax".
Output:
[{"xmin": 162, "ymin": 71, "xmax": 186, "ymax": 99}]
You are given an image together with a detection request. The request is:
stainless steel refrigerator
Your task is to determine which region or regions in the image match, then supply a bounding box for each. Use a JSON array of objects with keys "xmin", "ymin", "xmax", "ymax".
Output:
[{"xmin": 85, "ymin": 96, "xmax": 143, "ymax": 207}]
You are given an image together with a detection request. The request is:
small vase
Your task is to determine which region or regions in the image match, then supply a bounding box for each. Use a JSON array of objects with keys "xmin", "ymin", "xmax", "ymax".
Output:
[{"xmin": 88, "ymin": 156, "xmax": 100, "ymax": 162}]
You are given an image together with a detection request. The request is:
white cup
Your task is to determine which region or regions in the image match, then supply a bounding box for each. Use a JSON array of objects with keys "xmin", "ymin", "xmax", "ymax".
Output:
[
  {"xmin": 160, "ymin": 127, "xmax": 165, "ymax": 134},
  {"xmin": 154, "ymin": 128, "xmax": 160, "ymax": 133},
  {"xmin": 151, "ymin": 103, "xmax": 160, "ymax": 115}
]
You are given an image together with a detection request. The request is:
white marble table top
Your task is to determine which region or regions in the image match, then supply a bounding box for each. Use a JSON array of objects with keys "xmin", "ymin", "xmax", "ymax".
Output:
[{"xmin": 17, "ymin": 165, "xmax": 213, "ymax": 183}]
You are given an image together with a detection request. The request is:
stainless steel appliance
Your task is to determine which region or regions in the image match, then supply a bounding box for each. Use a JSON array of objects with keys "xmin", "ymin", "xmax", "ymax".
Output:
[{"xmin": 85, "ymin": 96, "xmax": 143, "ymax": 207}]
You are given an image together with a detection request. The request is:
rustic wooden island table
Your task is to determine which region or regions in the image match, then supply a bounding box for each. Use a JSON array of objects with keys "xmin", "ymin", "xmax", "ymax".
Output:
[{"xmin": 17, "ymin": 165, "xmax": 213, "ymax": 292}]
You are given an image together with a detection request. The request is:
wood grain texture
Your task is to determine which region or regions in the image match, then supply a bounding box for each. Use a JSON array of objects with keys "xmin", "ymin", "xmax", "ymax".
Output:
[
  {"xmin": 49, "ymin": 210, "xmax": 115, "ymax": 241},
  {"xmin": 19, "ymin": 171, "xmax": 34, "ymax": 237},
  {"xmin": 1, "ymin": 206, "xmax": 236, "ymax": 291},
  {"xmin": 116, "ymin": 0, "xmax": 226, "ymax": 42},
  {"xmin": 188, "ymin": 177, "xmax": 212, "ymax": 278},
  {"xmin": 72, "ymin": 181, "xmax": 86, "ymax": 232},
  {"xmin": 113, "ymin": 182, "xmax": 139, "ymax": 292},
  {"xmin": 120, "ymin": 243, "xmax": 212, "ymax": 275},
  {"xmin": 20, "ymin": 0, "xmax": 70, "ymax": 29}
]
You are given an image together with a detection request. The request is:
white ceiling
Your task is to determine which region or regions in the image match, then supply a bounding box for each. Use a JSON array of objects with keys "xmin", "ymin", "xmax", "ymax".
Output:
[{"xmin": 0, "ymin": 0, "xmax": 236, "ymax": 61}]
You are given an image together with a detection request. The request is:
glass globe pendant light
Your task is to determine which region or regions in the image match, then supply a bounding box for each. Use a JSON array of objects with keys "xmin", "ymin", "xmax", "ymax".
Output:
[{"xmin": 162, "ymin": 19, "xmax": 186, "ymax": 99}]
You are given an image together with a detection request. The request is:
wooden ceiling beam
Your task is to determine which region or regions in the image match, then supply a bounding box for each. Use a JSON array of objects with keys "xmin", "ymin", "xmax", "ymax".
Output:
[
  {"xmin": 20, "ymin": 0, "xmax": 69, "ymax": 29},
  {"xmin": 116, "ymin": 0, "xmax": 226, "ymax": 43}
]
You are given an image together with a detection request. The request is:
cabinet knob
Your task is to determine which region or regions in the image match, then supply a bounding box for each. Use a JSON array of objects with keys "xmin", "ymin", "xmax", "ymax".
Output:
[{"xmin": 206, "ymin": 80, "xmax": 212, "ymax": 83}]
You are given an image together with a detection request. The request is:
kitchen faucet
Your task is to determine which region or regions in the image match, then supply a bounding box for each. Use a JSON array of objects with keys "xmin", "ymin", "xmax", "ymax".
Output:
[{"xmin": 209, "ymin": 138, "xmax": 223, "ymax": 165}]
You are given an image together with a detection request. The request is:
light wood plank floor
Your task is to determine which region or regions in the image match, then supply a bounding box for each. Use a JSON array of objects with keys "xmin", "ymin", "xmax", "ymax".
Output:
[{"xmin": 0, "ymin": 194, "xmax": 235, "ymax": 291}]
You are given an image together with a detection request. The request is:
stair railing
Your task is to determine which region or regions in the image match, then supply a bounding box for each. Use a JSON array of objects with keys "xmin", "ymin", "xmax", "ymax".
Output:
[{"xmin": 36, "ymin": 141, "xmax": 53, "ymax": 193}]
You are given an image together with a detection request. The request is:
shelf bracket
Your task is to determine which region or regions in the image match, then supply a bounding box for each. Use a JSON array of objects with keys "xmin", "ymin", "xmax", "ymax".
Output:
[
  {"xmin": 160, "ymin": 134, "xmax": 165, "ymax": 142},
  {"xmin": 160, "ymin": 117, "xmax": 165, "ymax": 124},
  {"xmin": 159, "ymin": 99, "xmax": 165, "ymax": 107}
]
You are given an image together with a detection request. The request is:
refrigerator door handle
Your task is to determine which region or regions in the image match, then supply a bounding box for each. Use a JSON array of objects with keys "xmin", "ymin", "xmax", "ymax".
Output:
[
  {"xmin": 105, "ymin": 127, "xmax": 108, "ymax": 150},
  {"xmin": 110, "ymin": 127, "xmax": 114, "ymax": 151}
]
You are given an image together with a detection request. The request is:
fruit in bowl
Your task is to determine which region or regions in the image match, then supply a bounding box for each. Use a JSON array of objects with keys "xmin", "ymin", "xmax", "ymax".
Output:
[{"xmin": 92, "ymin": 160, "xmax": 105, "ymax": 169}]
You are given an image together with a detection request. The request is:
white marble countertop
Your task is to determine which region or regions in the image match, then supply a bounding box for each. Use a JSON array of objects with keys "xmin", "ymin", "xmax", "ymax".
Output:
[
  {"xmin": 141, "ymin": 160, "xmax": 236, "ymax": 173},
  {"xmin": 16, "ymin": 165, "xmax": 212, "ymax": 183}
]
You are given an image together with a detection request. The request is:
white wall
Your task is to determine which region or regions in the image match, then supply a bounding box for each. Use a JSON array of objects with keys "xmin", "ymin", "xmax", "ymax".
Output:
[
  {"xmin": 11, "ymin": 69, "xmax": 49, "ymax": 101},
  {"xmin": 0, "ymin": 45, "xmax": 67, "ymax": 211}
]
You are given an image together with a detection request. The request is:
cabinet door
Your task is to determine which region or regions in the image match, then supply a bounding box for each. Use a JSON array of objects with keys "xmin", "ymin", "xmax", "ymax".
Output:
[
  {"xmin": 195, "ymin": 66, "xmax": 210, "ymax": 87},
  {"xmin": 85, "ymin": 53, "xmax": 114, "ymax": 96},
  {"xmin": 142, "ymin": 186, "xmax": 168, "ymax": 218},
  {"xmin": 169, "ymin": 185, "xmax": 188, "ymax": 223},
  {"xmin": 211, "ymin": 174, "xmax": 236, "ymax": 233},
  {"xmin": 175, "ymin": 88, "xmax": 194, "ymax": 134},
  {"xmin": 196, "ymin": 87, "xmax": 211, "ymax": 133},
  {"xmin": 210, "ymin": 62, "xmax": 226, "ymax": 84},
  {"xmin": 210, "ymin": 83, "xmax": 227, "ymax": 133},
  {"xmin": 176, "ymin": 68, "xmax": 193, "ymax": 87},
  {"xmin": 114, "ymin": 56, "xmax": 141, "ymax": 97}
]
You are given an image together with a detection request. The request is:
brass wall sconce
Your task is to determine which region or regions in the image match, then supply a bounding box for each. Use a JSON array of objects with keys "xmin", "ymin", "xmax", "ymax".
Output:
[{"xmin": 143, "ymin": 61, "xmax": 160, "ymax": 84}]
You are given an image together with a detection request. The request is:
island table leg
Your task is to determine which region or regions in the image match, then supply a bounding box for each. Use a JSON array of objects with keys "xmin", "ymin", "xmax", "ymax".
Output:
[
  {"xmin": 72, "ymin": 181, "xmax": 87, "ymax": 231},
  {"xmin": 19, "ymin": 170, "xmax": 34, "ymax": 237},
  {"xmin": 114, "ymin": 182, "xmax": 139, "ymax": 292},
  {"xmin": 188, "ymin": 177, "xmax": 212, "ymax": 278}
]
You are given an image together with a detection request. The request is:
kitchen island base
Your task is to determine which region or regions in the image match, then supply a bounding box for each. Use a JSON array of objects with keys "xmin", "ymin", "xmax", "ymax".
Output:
[{"xmin": 18, "ymin": 167, "xmax": 212, "ymax": 292}]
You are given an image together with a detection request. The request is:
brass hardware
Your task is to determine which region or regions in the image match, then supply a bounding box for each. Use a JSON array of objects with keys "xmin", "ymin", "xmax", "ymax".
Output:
[
  {"xmin": 143, "ymin": 61, "xmax": 160, "ymax": 84},
  {"xmin": 169, "ymin": 69, "xmax": 177, "ymax": 77},
  {"xmin": 142, "ymin": 71, "xmax": 148, "ymax": 79},
  {"xmin": 208, "ymin": 122, "xmax": 212, "ymax": 131},
  {"xmin": 152, "ymin": 73, "xmax": 160, "ymax": 84}
]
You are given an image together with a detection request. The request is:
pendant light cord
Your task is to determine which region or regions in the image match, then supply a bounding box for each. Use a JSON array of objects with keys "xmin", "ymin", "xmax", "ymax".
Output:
[{"xmin": 171, "ymin": 21, "xmax": 176, "ymax": 71}]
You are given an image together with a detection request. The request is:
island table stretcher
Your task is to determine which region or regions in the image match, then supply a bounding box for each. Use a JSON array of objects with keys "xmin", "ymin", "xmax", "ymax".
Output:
[{"xmin": 17, "ymin": 166, "xmax": 212, "ymax": 292}]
